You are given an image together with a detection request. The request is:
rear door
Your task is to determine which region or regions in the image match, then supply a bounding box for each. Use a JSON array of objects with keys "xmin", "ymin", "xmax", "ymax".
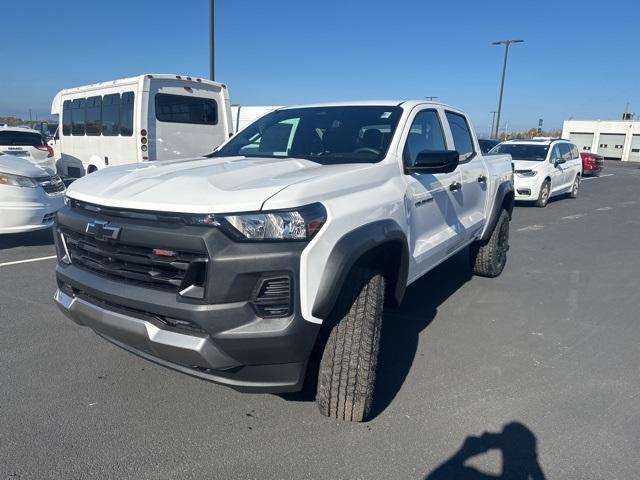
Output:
[
  {"xmin": 148, "ymin": 80, "xmax": 230, "ymax": 161},
  {"xmin": 444, "ymin": 110, "xmax": 487, "ymax": 242},
  {"xmin": 402, "ymin": 107, "xmax": 462, "ymax": 278}
]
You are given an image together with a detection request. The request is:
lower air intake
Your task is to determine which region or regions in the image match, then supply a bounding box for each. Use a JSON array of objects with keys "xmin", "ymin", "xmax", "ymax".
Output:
[{"xmin": 251, "ymin": 276, "xmax": 292, "ymax": 318}]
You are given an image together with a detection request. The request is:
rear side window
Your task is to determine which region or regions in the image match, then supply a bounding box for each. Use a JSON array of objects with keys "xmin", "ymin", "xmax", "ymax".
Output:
[
  {"xmin": 403, "ymin": 110, "xmax": 446, "ymax": 167},
  {"xmin": 0, "ymin": 131, "xmax": 45, "ymax": 146},
  {"xmin": 155, "ymin": 94, "xmax": 218, "ymax": 125},
  {"xmin": 120, "ymin": 92, "xmax": 135, "ymax": 136},
  {"xmin": 445, "ymin": 111, "xmax": 475, "ymax": 160},
  {"xmin": 71, "ymin": 98, "xmax": 86, "ymax": 135},
  {"xmin": 85, "ymin": 96, "xmax": 102, "ymax": 136},
  {"xmin": 62, "ymin": 101, "xmax": 72, "ymax": 136},
  {"xmin": 101, "ymin": 94, "xmax": 120, "ymax": 136}
]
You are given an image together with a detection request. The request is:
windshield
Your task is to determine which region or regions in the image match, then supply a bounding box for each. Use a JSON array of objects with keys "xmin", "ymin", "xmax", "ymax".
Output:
[
  {"xmin": 213, "ymin": 106, "xmax": 403, "ymax": 164},
  {"xmin": 491, "ymin": 143, "xmax": 549, "ymax": 161}
]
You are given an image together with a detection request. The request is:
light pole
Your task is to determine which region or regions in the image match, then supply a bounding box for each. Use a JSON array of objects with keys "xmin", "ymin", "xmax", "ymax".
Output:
[
  {"xmin": 424, "ymin": 96, "xmax": 438, "ymax": 101},
  {"xmin": 492, "ymin": 39, "xmax": 523, "ymax": 139},
  {"xmin": 490, "ymin": 111, "xmax": 496, "ymax": 139},
  {"xmin": 209, "ymin": 0, "xmax": 215, "ymax": 80}
]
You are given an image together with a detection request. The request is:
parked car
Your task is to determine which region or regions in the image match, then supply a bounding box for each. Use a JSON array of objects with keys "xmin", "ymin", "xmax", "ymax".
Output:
[
  {"xmin": 580, "ymin": 151, "xmax": 604, "ymax": 176},
  {"xmin": 0, "ymin": 126, "xmax": 56, "ymax": 173},
  {"xmin": 478, "ymin": 138, "xmax": 499, "ymax": 153},
  {"xmin": 50, "ymin": 74, "xmax": 234, "ymax": 178},
  {"xmin": 490, "ymin": 139, "xmax": 582, "ymax": 207},
  {"xmin": 0, "ymin": 153, "xmax": 65, "ymax": 234},
  {"xmin": 53, "ymin": 101, "xmax": 514, "ymax": 422}
]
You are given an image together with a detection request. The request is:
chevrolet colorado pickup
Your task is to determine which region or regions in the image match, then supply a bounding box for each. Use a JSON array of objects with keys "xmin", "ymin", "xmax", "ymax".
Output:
[{"xmin": 53, "ymin": 101, "xmax": 514, "ymax": 422}]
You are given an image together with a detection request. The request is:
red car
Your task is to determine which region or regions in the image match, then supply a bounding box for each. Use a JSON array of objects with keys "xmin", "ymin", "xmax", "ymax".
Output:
[{"xmin": 580, "ymin": 152, "xmax": 604, "ymax": 176}]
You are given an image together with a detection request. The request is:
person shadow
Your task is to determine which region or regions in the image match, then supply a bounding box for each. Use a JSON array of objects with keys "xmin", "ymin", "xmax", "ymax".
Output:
[{"xmin": 424, "ymin": 422, "xmax": 546, "ymax": 480}]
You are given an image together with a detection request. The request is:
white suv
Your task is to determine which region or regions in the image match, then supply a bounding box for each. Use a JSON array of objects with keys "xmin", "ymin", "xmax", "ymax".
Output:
[
  {"xmin": 491, "ymin": 139, "xmax": 582, "ymax": 207},
  {"xmin": 0, "ymin": 126, "xmax": 56, "ymax": 174}
]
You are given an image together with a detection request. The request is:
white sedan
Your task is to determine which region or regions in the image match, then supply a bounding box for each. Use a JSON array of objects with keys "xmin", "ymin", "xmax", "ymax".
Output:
[{"xmin": 0, "ymin": 153, "xmax": 66, "ymax": 234}]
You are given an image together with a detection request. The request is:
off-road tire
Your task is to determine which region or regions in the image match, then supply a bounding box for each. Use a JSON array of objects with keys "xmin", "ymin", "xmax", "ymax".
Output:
[
  {"xmin": 568, "ymin": 175, "xmax": 580, "ymax": 199},
  {"xmin": 470, "ymin": 209, "xmax": 510, "ymax": 278},
  {"xmin": 536, "ymin": 180, "xmax": 550, "ymax": 208},
  {"xmin": 316, "ymin": 267, "xmax": 385, "ymax": 422}
]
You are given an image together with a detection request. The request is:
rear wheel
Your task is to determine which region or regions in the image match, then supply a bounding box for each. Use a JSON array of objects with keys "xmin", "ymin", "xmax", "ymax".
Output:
[
  {"xmin": 470, "ymin": 209, "xmax": 510, "ymax": 278},
  {"xmin": 316, "ymin": 267, "xmax": 385, "ymax": 422},
  {"xmin": 568, "ymin": 175, "xmax": 580, "ymax": 198},
  {"xmin": 536, "ymin": 180, "xmax": 550, "ymax": 208}
]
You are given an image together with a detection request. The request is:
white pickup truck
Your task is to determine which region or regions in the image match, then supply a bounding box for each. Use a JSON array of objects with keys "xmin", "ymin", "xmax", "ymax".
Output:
[{"xmin": 53, "ymin": 101, "xmax": 514, "ymax": 422}]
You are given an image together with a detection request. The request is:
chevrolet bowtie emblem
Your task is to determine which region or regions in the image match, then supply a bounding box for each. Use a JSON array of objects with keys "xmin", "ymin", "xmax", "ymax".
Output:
[{"xmin": 85, "ymin": 220, "xmax": 121, "ymax": 241}]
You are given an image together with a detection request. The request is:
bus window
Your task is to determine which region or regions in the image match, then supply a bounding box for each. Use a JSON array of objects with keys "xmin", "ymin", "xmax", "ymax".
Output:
[
  {"xmin": 71, "ymin": 98, "xmax": 86, "ymax": 135},
  {"xmin": 120, "ymin": 92, "xmax": 134, "ymax": 136},
  {"xmin": 62, "ymin": 101, "xmax": 72, "ymax": 136},
  {"xmin": 86, "ymin": 96, "xmax": 102, "ymax": 136},
  {"xmin": 102, "ymin": 93, "xmax": 120, "ymax": 136},
  {"xmin": 155, "ymin": 93, "xmax": 218, "ymax": 125}
]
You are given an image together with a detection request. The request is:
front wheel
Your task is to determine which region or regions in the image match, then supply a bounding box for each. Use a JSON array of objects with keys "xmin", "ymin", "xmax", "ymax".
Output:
[
  {"xmin": 316, "ymin": 267, "xmax": 385, "ymax": 422},
  {"xmin": 470, "ymin": 209, "xmax": 510, "ymax": 278},
  {"xmin": 536, "ymin": 180, "xmax": 550, "ymax": 208}
]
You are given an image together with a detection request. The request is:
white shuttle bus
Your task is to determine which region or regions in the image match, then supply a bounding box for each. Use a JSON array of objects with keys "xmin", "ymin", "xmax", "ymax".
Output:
[{"xmin": 51, "ymin": 74, "xmax": 233, "ymax": 178}]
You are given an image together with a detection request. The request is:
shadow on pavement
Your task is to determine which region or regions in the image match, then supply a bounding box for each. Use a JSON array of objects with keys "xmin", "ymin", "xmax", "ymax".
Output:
[
  {"xmin": 0, "ymin": 228, "xmax": 55, "ymax": 250},
  {"xmin": 424, "ymin": 422, "xmax": 546, "ymax": 480}
]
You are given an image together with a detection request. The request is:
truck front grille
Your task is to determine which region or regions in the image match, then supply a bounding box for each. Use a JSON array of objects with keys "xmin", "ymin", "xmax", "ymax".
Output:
[{"xmin": 60, "ymin": 228, "xmax": 207, "ymax": 292}]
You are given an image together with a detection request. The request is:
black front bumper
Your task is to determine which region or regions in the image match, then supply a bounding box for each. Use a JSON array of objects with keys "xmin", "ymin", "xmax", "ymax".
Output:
[{"xmin": 53, "ymin": 204, "xmax": 320, "ymax": 393}]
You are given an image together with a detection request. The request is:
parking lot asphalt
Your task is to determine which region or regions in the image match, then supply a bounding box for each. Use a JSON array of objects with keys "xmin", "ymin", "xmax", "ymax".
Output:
[{"xmin": 2, "ymin": 164, "xmax": 640, "ymax": 480}]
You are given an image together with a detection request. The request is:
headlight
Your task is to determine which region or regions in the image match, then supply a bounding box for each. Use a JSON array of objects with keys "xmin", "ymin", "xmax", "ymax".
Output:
[
  {"xmin": 515, "ymin": 170, "xmax": 537, "ymax": 178},
  {"xmin": 0, "ymin": 172, "xmax": 38, "ymax": 188},
  {"xmin": 188, "ymin": 203, "xmax": 327, "ymax": 241}
]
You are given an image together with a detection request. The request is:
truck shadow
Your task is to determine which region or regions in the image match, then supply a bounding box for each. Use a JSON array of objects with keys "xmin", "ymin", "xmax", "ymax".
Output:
[
  {"xmin": 424, "ymin": 421, "xmax": 546, "ymax": 479},
  {"xmin": 281, "ymin": 249, "xmax": 472, "ymax": 420},
  {"xmin": 370, "ymin": 249, "xmax": 472, "ymax": 419},
  {"xmin": 0, "ymin": 228, "xmax": 55, "ymax": 250}
]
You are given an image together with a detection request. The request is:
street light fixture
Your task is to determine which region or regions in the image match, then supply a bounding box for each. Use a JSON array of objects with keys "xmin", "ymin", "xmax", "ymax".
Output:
[{"xmin": 492, "ymin": 39, "xmax": 523, "ymax": 139}]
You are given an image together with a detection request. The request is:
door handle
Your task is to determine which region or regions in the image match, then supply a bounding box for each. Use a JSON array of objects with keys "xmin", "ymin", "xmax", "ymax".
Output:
[
  {"xmin": 449, "ymin": 181, "xmax": 462, "ymax": 192},
  {"xmin": 477, "ymin": 175, "xmax": 487, "ymax": 183}
]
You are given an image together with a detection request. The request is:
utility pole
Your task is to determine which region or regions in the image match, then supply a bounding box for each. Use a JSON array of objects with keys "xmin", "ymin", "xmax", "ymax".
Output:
[
  {"xmin": 29, "ymin": 109, "xmax": 32, "ymax": 122},
  {"xmin": 492, "ymin": 39, "xmax": 523, "ymax": 139},
  {"xmin": 490, "ymin": 111, "xmax": 496, "ymax": 139},
  {"xmin": 209, "ymin": 0, "xmax": 215, "ymax": 80}
]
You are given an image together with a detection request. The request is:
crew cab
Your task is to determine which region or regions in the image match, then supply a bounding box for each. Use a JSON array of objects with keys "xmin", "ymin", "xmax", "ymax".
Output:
[
  {"xmin": 53, "ymin": 101, "xmax": 514, "ymax": 422},
  {"xmin": 491, "ymin": 139, "xmax": 582, "ymax": 207}
]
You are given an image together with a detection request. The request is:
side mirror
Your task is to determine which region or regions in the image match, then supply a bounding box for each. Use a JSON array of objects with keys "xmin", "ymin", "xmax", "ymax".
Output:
[
  {"xmin": 406, "ymin": 150, "xmax": 459, "ymax": 174},
  {"xmin": 554, "ymin": 158, "xmax": 566, "ymax": 165}
]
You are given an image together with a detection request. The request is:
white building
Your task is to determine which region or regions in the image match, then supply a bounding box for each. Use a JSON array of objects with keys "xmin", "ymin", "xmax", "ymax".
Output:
[{"xmin": 562, "ymin": 120, "xmax": 640, "ymax": 162}]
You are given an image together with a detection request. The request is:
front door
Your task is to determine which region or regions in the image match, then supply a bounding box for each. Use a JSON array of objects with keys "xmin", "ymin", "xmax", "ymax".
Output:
[
  {"xmin": 403, "ymin": 108, "xmax": 462, "ymax": 280},
  {"xmin": 549, "ymin": 144, "xmax": 567, "ymax": 194}
]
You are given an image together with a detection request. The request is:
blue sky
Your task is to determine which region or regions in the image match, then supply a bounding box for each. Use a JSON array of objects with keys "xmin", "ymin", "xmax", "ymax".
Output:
[{"xmin": 2, "ymin": 0, "xmax": 638, "ymax": 134}]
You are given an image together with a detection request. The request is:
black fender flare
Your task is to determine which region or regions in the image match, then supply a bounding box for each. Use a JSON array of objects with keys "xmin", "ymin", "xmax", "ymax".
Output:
[
  {"xmin": 481, "ymin": 180, "xmax": 515, "ymax": 242},
  {"xmin": 311, "ymin": 220, "xmax": 409, "ymax": 319}
]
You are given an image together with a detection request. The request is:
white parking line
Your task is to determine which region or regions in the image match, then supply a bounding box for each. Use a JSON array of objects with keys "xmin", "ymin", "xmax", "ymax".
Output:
[
  {"xmin": 0, "ymin": 255, "xmax": 57, "ymax": 267},
  {"xmin": 582, "ymin": 173, "xmax": 614, "ymax": 181}
]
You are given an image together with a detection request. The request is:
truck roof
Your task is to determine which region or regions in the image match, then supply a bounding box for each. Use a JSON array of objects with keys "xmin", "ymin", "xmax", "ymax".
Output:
[{"xmin": 276, "ymin": 100, "xmax": 462, "ymax": 111}]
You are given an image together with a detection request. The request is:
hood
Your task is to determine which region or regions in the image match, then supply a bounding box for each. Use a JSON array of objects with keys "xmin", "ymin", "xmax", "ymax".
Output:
[
  {"xmin": 0, "ymin": 154, "xmax": 52, "ymax": 177},
  {"xmin": 66, "ymin": 156, "xmax": 369, "ymax": 213},
  {"xmin": 512, "ymin": 159, "xmax": 546, "ymax": 171}
]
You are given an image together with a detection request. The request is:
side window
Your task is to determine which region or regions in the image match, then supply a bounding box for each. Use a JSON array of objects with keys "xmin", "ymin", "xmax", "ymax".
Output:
[
  {"xmin": 62, "ymin": 100, "xmax": 72, "ymax": 136},
  {"xmin": 120, "ymin": 92, "xmax": 135, "ymax": 136},
  {"xmin": 85, "ymin": 96, "xmax": 102, "ymax": 136},
  {"xmin": 445, "ymin": 111, "xmax": 474, "ymax": 160},
  {"xmin": 403, "ymin": 110, "xmax": 446, "ymax": 167},
  {"xmin": 550, "ymin": 145, "xmax": 561, "ymax": 163},
  {"xmin": 101, "ymin": 94, "xmax": 120, "ymax": 136},
  {"xmin": 559, "ymin": 143, "xmax": 572, "ymax": 161},
  {"xmin": 570, "ymin": 144, "xmax": 580, "ymax": 159},
  {"xmin": 71, "ymin": 98, "xmax": 86, "ymax": 136}
]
